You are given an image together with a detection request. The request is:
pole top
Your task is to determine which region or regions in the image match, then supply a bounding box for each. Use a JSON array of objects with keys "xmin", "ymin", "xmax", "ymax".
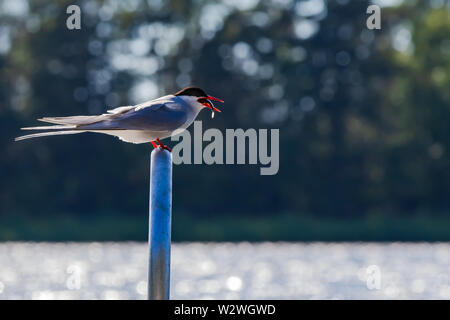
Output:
[{"xmin": 151, "ymin": 148, "xmax": 172, "ymax": 161}]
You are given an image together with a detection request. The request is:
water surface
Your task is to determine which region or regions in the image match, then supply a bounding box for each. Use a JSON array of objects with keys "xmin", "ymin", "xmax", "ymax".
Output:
[{"xmin": 0, "ymin": 242, "xmax": 448, "ymax": 299}]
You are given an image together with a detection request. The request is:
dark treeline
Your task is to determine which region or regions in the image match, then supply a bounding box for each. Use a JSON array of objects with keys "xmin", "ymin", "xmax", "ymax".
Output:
[{"xmin": 1, "ymin": 0, "xmax": 449, "ymax": 225}]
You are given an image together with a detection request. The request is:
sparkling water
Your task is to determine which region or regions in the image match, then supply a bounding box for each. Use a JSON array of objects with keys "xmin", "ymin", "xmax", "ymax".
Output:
[{"xmin": 0, "ymin": 242, "xmax": 448, "ymax": 299}]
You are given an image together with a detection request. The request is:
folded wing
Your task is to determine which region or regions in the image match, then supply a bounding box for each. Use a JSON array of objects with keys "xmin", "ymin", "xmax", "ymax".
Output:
[{"xmin": 79, "ymin": 102, "xmax": 187, "ymax": 131}]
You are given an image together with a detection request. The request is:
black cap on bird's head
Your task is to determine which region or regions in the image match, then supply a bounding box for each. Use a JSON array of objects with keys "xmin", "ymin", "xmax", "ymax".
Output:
[{"xmin": 175, "ymin": 86, "xmax": 224, "ymax": 117}]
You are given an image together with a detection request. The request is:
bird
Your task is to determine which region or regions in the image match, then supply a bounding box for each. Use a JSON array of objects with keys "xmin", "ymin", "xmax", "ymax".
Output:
[{"xmin": 15, "ymin": 86, "xmax": 223, "ymax": 151}]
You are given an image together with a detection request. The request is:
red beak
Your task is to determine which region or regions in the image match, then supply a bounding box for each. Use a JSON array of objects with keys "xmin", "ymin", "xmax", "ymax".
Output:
[
  {"xmin": 207, "ymin": 95, "xmax": 224, "ymax": 103},
  {"xmin": 210, "ymin": 104, "xmax": 221, "ymax": 112},
  {"xmin": 197, "ymin": 99, "xmax": 221, "ymax": 112},
  {"xmin": 197, "ymin": 95, "xmax": 224, "ymax": 115},
  {"xmin": 207, "ymin": 103, "xmax": 221, "ymax": 113}
]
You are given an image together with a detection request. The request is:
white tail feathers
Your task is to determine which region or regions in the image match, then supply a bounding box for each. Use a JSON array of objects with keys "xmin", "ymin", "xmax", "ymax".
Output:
[
  {"xmin": 15, "ymin": 130, "xmax": 85, "ymax": 141},
  {"xmin": 38, "ymin": 115, "xmax": 104, "ymax": 125},
  {"xmin": 21, "ymin": 125, "xmax": 76, "ymax": 130}
]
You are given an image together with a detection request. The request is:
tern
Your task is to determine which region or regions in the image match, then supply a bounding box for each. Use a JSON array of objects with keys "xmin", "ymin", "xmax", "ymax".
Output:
[{"xmin": 15, "ymin": 86, "xmax": 224, "ymax": 151}]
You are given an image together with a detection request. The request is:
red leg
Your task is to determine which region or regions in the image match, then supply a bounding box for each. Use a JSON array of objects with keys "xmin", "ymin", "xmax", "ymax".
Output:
[
  {"xmin": 155, "ymin": 138, "xmax": 172, "ymax": 152},
  {"xmin": 150, "ymin": 141, "xmax": 158, "ymax": 148}
]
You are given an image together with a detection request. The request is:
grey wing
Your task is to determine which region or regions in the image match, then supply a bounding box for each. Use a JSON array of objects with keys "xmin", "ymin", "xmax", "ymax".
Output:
[
  {"xmin": 37, "ymin": 99, "xmax": 172, "ymax": 128},
  {"xmin": 79, "ymin": 102, "xmax": 188, "ymax": 132},
  {"xmin": 38, "ymin": 106, "xmax": 137, "ymax": 126}
]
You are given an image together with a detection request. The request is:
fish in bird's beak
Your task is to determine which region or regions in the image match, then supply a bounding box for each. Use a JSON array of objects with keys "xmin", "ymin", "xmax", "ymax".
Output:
[{"xmin": 198, "ymin": 96, "xmax": 224, "ymax": 118}]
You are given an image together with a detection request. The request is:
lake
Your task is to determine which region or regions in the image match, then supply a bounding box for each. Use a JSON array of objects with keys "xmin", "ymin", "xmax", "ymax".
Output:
[{"xmin": 0, "ymin": 242, "xmax": 449, "ymax": 299}]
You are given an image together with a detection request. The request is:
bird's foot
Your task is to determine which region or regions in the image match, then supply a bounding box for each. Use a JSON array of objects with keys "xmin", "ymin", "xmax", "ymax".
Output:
[{"xmin": 153, "ymin": 138, "xmax": 172, "ymax": 152}]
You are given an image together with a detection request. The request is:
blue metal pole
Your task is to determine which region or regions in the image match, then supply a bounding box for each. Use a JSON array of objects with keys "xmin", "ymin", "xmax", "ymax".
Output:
[{"xmin": 148, "ymin": 148, "xmax": 172, "ymax": 300}]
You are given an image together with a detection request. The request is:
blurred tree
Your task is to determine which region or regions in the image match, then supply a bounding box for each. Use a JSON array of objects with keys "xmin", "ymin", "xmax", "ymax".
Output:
[
  {"xmin": 0, "ymin": 0, "xmax": 449, "ymax": 225},
  {"xmin": 380, "ymin": 4, "xmax": 450, "ymax": 213}
]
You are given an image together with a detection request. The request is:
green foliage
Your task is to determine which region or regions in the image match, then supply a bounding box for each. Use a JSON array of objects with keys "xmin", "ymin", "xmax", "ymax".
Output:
[
  {"xmin": 0, "ymin": 1, "xmax": 449, "ymax": 240},
  {"xmin": 1, "ymin": 212, "xmax": 450, "ymax": 242}
]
